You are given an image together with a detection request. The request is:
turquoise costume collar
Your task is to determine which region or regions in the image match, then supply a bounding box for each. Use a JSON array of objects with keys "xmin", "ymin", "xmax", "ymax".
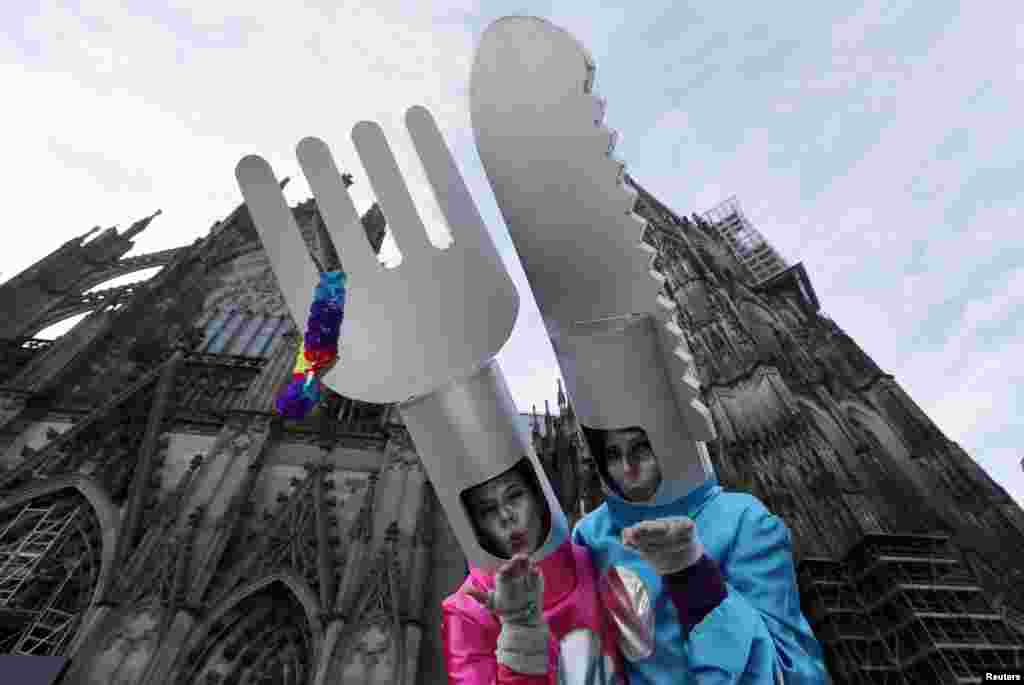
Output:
[{"xmin": 605, "ymin": 477, "xmax": 721, "ymax": 527}]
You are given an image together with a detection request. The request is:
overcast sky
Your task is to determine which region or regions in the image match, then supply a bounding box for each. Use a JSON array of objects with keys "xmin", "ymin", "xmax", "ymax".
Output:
[{"xmin": 2, "ymin": 1, "xmax": 1021, "ymax": 505}]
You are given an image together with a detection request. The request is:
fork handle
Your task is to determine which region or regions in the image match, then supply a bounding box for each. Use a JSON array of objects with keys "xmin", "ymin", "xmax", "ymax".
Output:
[{"xmin": 398, "ymin": 360, "xmax": 569, "ymax": 573}]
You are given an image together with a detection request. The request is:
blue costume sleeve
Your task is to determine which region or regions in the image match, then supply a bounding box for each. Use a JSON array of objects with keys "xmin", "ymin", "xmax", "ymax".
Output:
[
  {"xmin": 663, "ymin": 555, "xmax": 727, "ymax": 634},
  {"xmin": 572, "ymin": 497, "xmax": 828, "ymax": 684},
  {"xmin": 574, "ymin": 524, "xmax": 777, "ymax": 684},
  {"xmin": 676, "ymin": 575, "xmax": 778, "ymax": 683},
  {"xmin": 712, "ymin": 505, "xmax": 829, "ymax": 684}
]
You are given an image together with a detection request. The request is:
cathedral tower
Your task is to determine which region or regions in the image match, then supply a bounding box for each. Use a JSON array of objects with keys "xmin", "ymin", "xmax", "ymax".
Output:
[{"xmin": 578, "ymin": 178, "xmax": 1023, "ymax": 682}]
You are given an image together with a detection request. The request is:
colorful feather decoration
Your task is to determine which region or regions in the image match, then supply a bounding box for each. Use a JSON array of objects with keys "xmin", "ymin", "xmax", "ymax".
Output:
[{"xmin": 275, "ymin": 270, "xmax": 347, "ymax": 419}]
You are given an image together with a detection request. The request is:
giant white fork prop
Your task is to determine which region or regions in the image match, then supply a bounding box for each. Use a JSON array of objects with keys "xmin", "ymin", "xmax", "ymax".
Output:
[
  {"xmin": 236, "ymin": 106, "xmax": 568, "ymax": 572},
  {"xmin": 471, "ymin": 17, "xmax": 717, "ymax": 504}
]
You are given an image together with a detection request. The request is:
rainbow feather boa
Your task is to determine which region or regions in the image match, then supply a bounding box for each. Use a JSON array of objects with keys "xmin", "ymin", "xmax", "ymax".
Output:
[{"xmin": 275, "ymin": 270, "xmax": 347, "ymax": 419}]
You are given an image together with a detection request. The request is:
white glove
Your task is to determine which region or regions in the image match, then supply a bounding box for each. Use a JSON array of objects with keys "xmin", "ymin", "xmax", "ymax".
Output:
[
  {"xmin": 466, "ymin": 555, "xmax": 549, "ymax": 674},
  {"xmin": 622, "ymin": 516, "xmax": 704, "ymax": 576}
]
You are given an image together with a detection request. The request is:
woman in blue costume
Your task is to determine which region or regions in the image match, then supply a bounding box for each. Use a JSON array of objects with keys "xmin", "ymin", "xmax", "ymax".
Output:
[
  {"xmin": 468, "ymin": 14, "xmax": 829, "ymax": 682},
  {"xmin": 557, "ymin": 315, "xmax": 829, "ymax": 685}
]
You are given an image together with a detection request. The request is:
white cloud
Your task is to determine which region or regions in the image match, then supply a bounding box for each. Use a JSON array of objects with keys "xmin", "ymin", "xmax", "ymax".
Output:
[{"xmin": 1, "ymin": 1, "xmax": 485, "ymax": 274}]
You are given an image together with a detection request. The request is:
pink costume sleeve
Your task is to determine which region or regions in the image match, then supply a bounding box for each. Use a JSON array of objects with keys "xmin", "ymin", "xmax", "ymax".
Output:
[{"xmin": 442, "ymin": 588, "xmax": 555, "ymax": 685}]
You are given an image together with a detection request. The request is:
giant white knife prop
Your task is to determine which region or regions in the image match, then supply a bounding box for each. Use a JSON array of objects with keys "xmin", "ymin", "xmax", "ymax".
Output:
[{"xmin": 471, "ymin": 16, "xmax": 716, "ymax": 503}]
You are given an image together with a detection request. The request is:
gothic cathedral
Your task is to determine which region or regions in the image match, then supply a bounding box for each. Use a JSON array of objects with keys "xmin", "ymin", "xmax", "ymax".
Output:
[{"xmin": 0, "ymin": 176, "xmax": 1021, "ymax": 683}]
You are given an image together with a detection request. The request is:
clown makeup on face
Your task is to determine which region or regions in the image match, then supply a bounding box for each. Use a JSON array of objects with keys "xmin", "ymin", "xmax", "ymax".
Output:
[
  {"xmin": 463, "ymin": 463, "xmax": 548, "ymax": 559},
  {"xmin": 589, "ymin": 427, "xmax": 663, "ymax": 502}
]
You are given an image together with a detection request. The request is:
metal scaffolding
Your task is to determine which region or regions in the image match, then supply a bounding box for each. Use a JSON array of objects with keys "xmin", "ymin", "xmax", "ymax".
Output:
[
  {"xmin": 799, "ymin": 533, "xmax": 1024, "ymax": 684},
  {"xmin": 702, "ymin": 197, "xmax": 789, "ymax": 284},
  {"xmin": 0, "ymin": 505, "xmax": 80, "ymax": 606},
  {"xmin": 0, "ymin": 502, "xmax": 89, "ymax": 655},
  {"xmin": 12, "ymin": 559, "xmax": 82, "ymax": 655}
]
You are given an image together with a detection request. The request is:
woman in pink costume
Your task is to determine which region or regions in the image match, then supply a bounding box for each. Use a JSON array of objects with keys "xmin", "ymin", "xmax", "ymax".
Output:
[{"xmin": 441, "ymin": 454, "xmax": 626, "ymax": 684}]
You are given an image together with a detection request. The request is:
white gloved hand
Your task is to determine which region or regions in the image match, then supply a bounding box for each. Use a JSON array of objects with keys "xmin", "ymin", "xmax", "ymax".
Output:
[
  {"xmin": 622, "ymin": 516, "xmax": 704, "ymax": 576},
  {"xmin": 466, "ymin": 555, "xmax": 549, "ymax": 674}
]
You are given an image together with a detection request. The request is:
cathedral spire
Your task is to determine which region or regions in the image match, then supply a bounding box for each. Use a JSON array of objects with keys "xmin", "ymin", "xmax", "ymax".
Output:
[
  {"xmin": 120, "ymin": 209, "xmax": 163, "ymax": 241},
  {"xmin": 350, "ymin": 471, "xmax": 379, "ymax": 543},
  {"xmin": 544, "ymin": 400, "xmax": 554, "ymax": 441},
  {"xmin": 76, "ymin": 225, "xmax": 103, "ymax": 244}
]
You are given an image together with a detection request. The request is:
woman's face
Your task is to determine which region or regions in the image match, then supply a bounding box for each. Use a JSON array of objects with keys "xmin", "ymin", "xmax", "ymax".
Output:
[
  {"xmin": 603, "ymin": 428, "xmax": 663, "ymax": 502},
  {"xmin": 467, "ymin": 470, "xmax": 545, "ymax": 558}
]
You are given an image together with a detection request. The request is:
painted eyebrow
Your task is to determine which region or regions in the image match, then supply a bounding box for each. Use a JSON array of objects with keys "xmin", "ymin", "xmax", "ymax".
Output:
[
  {"xmin": 628, "ymin": 434, "xmax": 649, "ymax": 449},
  {"xmin": 472, "ymin": 483, "xmax": 523, "ymax": 508},
  {"xmin": 607, "ymin": 432, "xmax": 645, "ymax": 452}
]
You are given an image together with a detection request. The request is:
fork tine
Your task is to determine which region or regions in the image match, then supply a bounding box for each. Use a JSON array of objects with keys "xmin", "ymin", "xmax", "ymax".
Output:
[
  {"xmin": 236, "ymin": 154, "xmax": 316, "ymax": 329},
  {"xmin": 406, "ymin": 105, "xmax": 490, "ymax": 251},
  {"xmin": 296, "ymin": 136, "xmax": 382, "ymax": 281},
  {"xmin": 352, "ymin": 120, "xmax": 434, "ymax": 259}
]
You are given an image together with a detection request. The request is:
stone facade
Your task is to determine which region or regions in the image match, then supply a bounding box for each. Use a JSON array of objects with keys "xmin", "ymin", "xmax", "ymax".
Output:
[
  {"xmin": 630, "ymin": 178, "xmax": 1024, "ymax": 680},
  {"xmin": 0, "ymin": 197, "xmax": 463, "ymax": 684}
]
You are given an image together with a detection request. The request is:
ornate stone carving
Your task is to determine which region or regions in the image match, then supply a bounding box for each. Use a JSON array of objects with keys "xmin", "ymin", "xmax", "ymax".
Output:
[
  {"xmin": 172, "ymin": 361, "xmax": 262, "ymax": 419},
  {"xmin": 89, "ymin": 608, "xmax": 163, "ymax": 683},
  {"xmin": 228, "ymin": 430, "xmax": 253, "ymax": 458},
  {"xmin": 203, "ymin": 265, "xmax": 290, "ymax": 320},
  {"xmin": 0, "ymin": 394, "xmax": 27, "ymax": 432},
  {"xmin": 353, "ymin": 622, "xmax": 393, "ymax": 666},
  {"xmin": 384, "ymin": 428, "xmax": 418, "ymax": 468}
]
